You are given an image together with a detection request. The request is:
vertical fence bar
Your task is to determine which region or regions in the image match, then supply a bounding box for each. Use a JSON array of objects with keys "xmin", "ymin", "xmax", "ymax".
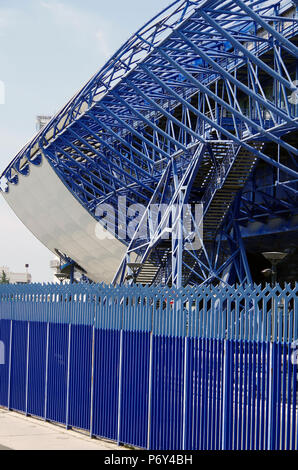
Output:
[
  {"xmin": 242, "ymin": 340, "xmax": 248, "ymax": 450},
  {"xmin": 286, "ymin": 342, "xmax": 292, "ymax": 451},
  {"xmin": 25, "ymin": 321, "xmax": 30, "ymax": 416},
  {"xmin": 117, "ymin": 328, "xmax": 124, "ymax": 446},
  {"xmin": 201, "ymin": 337, "xmax": 207, "ymax": 449},
  {"xmin": 234, "ymin": 340, "xmax": 239, "ymax": 450},
  {"xmin": 267, "ymin": 341, "xmax": 272, "ymax": 450},
  {"xmin": 7, "ymin": 320, "xmax": 13, "ymax": 410},
  {"xmin": 44, "ymin": 322, "xmax": 50, "ymax": 421},
  {"xmin": 218, "ymin": 336, "xmax": 223, "ymax": 450},
  {"xmin": 251, "ymin": 340, "xmax": 256, "ymax": 449},
  {"xmin": 292, "ymin": 359, "xmax": 297, "ymax": 451},
  {"xmin": 238, "ymin": 340, "xmax": 243, "ymax": 449},
  {"xmin": 222, "ymin": 339, "xmax": 228, "ymax": 450},
  {"xmin": 256, "ymin": 340, "xmax": 261, "ymax": 450},
  {"xmin": 211, "ymin": 337, "xmax": 217, "ymax": 450},
  {"xmin": 268, "ymin": 340, "xmax": 279, "ymax": 450},
  {"xmin": 198, "ymin": 337, "xmax": 203, "ymax": 450},
  {"xmin": 227, "ymin": 340, "xmax": 233, "ymax": 450},
  {"xmin": 0, "ymin": 283, "xmax": 297, "ymax": 450},
  {"xmin": 0, "ymin": 320, "xmax": 11, "ymax": 408},
  {"xmin": 182, "ymin": 335, "xmax": 188, "ymax": 450},
  {"xmin": 264, "ymin": 341, "xmax": 270, "ymax": 450},
  {"xmin": 65, "ymin": 323, "xmax": 72, "ymax": 429},
  {"xmin": 207, "ymin": 336, "xmax": 213, "ymax": 450},
  {"xmin": 280, "ymin": 342, "xmax": 286, "ymax": 449},
  {"xmin": 147, "ymin": 330, "xmax": 153, "ymax": 450},
  {"xmin": 90, "ymin": 325, "xmax": 95, "ymax": 438}
]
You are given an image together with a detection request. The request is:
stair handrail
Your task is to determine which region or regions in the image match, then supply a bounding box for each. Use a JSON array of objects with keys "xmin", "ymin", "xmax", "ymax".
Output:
[{"xmin": 200, "ymin": 142, "xmax": 240, "ymax": 213}]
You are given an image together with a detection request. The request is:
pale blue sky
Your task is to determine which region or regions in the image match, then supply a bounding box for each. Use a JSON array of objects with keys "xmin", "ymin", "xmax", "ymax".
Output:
[{"xmin": 0, "ymin": 0, "xmax": 171, "ymax": 282}]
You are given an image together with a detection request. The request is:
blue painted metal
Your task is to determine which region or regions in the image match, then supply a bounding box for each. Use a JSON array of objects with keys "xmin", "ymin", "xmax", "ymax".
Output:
[
  {"xmin": 1, "ymin": 280, "xmax": 298, "ymax": 450},
  {"xmin": 119, "ymin": 331, "xmax": 150, "ymax": 448},
  {"xmin": 27, "ymin": 322, "xmax": 48, "ymax": 418},
  {"xmin": 0, "ymin": 0, "xmax": 297, "ymax": 287},
  {"xmin": 150, "ymin": 335, "xmax": 185, "ymax": 450},
  {"xmin": 9, "ymin": 321, "xmax": 28, "ymax": 413},
  {"xmin": 46, "ymin": 323, "xmax": 69, "ymax": 425},
  {"xmin": 91, "ymin": 329, "xmax": 121, "ymax": 441},
  {"xmin": 0, "ymin": 320, "xmax": 11, "ymax": 408},
  {"xmin": 68, "ymin": 324, "xmax": 93, "ymax": 431}
]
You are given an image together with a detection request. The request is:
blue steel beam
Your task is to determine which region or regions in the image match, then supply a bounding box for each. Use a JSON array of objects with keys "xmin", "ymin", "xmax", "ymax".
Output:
[
  {"xmin": 96, "ymin": 103, "xmax": 173, "ymax": 162},
  {"xmin": 52, "ymin": 137, "xmax": 153, "ymax": 212},
  {"xmin": 67, "ymin": 125, "xmax": 154, "ymax": 182},
  {"xmin": 64, "ymin": 129, "xmax": 153, "ymax": 202},
  {"xmin": 196, "ymin": 8, "xmax": 298, "ymax": 90},
  {"xmin": 233, "ymin": 0, "xmax": 298, "ymax": 56},
  {"xmin": 1, "ymin": 0, "xmax": 297, "ymax": 287},
  {"xmin": 124, "ymin": 78, "xmax": 207, "ymax": 146},
  {"xmin": 174, "ymin": 31, "xmax": 297, "ymax": 126},
  {"xmin": 136, "ymin": 65, "xmax": 298, "ymax": 179},
  {"xmin": 145, "ymin": 51, "xmax": 298, "ymax": 156}
]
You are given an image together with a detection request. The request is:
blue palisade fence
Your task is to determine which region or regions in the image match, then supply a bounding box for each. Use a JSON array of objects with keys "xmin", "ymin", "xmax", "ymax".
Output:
[{"xmin": 0, "ymin": 282, "xmax": 297, "ymax": 450}]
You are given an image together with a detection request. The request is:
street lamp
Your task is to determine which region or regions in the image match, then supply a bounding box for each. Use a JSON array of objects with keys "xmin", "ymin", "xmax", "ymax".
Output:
[
  {"xmin": 261, "ymin": 252, "xmax": 288, "ymax": 286},
  {"xmin": 55, "ymin": 272, "xmax": 67, "ymax": 284},
  {"xmin": 25, "ymin": 264, "xmax": 30, "ymax": 283}
]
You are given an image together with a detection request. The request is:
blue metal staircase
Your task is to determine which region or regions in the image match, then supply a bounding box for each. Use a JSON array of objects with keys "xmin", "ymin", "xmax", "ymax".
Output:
[
  {"xmin": 134, "ymin": 141, "xmax": 264, "ymax": 285},
  {"xmin": 1, "ymin": 0, "xmax": 297, "ymax": 286}
]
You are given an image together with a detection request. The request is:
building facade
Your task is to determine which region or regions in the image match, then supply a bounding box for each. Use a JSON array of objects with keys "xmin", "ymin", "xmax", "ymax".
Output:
[{"xmin": 0, "ymin": 266, "xmax": 32, "ymax": 284}]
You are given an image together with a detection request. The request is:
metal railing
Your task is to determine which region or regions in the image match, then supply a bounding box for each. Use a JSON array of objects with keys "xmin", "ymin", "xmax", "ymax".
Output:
[{"xmin": 0, "ymin": 282, "xmax": 297, "ymax": 449}]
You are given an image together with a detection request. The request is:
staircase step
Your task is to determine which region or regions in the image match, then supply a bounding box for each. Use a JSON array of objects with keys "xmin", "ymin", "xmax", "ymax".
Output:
[{"xmin": 136, "ymin": 142, "xmax": 263, "ymax": 286}]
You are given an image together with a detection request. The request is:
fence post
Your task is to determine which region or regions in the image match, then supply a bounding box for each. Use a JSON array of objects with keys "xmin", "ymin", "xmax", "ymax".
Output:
[
  {"xmin": 65, "ymin": 323, "xmax": 72, "ymax": 429},
  {"xmin": 7, "ymin": 320, "xmax": 13, "ymax": 410},
  {"xmin": 147, "ymin": 330, "xmax": 153, "ymax": 450},
  {"xmin": 268, "ymin": 341, "xmax": 278, "ymax": 450},
  {"xmin": 221, "ymin": 339, "xmax": 231, "ymax": 450},
  {"xmin": 267, "ymin": 342, "xmax": 273, "ymax": 450},
  {"xmin": 89, "ymin": 325, "xmax": 95, "ymax": 438},
  {"xmin": 25, "ymin": 321, "xmax": 30, "ymax": 416},
  {"xmin": 117, "ymin": 328, "xmax": 124, "ymax": 446},
  {"xmin": 182, "ymin": 335, "xmax": 189, "ymax": 450},
  {"xmin": 44, "ymin": 322, "xmax": 50, "ymax": 421}
]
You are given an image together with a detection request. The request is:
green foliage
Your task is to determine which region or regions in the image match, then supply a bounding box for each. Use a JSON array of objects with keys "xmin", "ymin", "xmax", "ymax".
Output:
[{"xmin": 0, "ymin": 270, "xmax": 9, "ymax": 284}]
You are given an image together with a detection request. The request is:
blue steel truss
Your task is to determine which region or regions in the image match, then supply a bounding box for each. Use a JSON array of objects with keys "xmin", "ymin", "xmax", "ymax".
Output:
[{"xmin": 1, "ymin": 0, "xmax": 297, "ymax": 287}]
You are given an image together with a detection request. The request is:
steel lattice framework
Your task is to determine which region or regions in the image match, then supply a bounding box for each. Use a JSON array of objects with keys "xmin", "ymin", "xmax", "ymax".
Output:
[{"xmin": 1, "ymin": 0, "xmax": 298, "ymax": 286}]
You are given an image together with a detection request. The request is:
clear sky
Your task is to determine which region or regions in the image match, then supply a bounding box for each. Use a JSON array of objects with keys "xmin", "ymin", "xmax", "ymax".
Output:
[{"xmin": 0, "ymin": 0, "xmax": 172, "ymax": 282}]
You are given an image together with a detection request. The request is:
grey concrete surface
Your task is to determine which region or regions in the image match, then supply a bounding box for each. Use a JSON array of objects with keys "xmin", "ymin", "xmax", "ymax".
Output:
[{"xmin": 0, "ymin": 409, "xmax": 126, "ymax": 450}]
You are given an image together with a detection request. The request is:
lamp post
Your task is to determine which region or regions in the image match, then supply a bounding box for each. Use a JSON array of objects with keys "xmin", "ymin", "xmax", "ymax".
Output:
[
  {"xmin": 25, "ymin": 264, "xmax": 30, "ymax": 284},
  {"xmin": 55, "ymin": 272, "xmax": 67, "ymax": 284},
  {"xmin": 261, "ymin": 252, "xmax": 288, "ymax": 286}
]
